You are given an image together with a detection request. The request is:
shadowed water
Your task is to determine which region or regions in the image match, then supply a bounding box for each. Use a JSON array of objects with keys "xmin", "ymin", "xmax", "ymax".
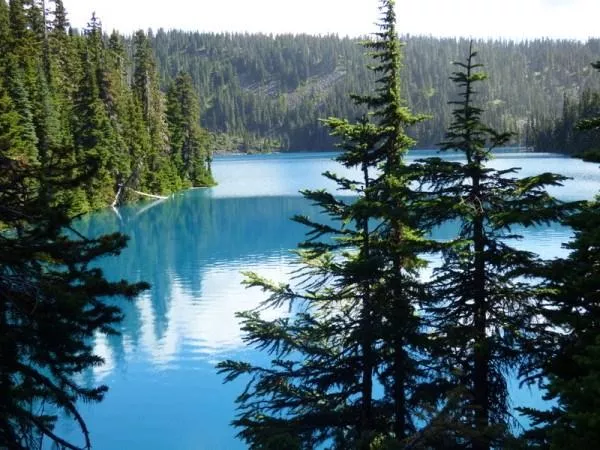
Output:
[{"xmin": 55, "ymin": 151, "xmax": 600, "ymax": 449}]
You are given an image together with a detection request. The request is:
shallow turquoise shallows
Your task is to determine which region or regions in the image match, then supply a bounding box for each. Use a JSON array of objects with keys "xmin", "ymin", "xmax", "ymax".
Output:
[{"xmin": 56, "ymin": 151, "xmax": 600, "ymax": 449}]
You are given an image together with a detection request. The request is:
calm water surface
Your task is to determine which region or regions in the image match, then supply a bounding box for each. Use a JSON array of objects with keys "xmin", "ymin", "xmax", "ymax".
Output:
[{"xmin": 59, "ymin": 151, "xmax": 600, "ymax": 449}]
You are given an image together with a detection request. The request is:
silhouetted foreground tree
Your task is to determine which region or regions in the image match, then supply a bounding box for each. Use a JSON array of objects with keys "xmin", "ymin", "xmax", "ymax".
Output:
[
  {"xmin": 0, "ymin": 1, "xmax": 149, "ymax": 448},
  {"xmin": 218, "ymin": 1, "xmax": 432, "ymax": 448},
  {"xmin": 414, "ymin": 42, "xmax": 569, "ymax": 449},
  {"xmin": 0, "ymin": 125, "xmax": 149, "ymax": 450},
  {"xmin": 518, "ymin": 198, "xmax": 600, "ymax": 449}
]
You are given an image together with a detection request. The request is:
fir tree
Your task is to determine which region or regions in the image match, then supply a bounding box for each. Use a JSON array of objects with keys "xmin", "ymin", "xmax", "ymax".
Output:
[
  {"xmin": 575, "ymin": 62, "xmax": 600, "ymax": 133},
  {"xmin": 519, "ymin": 201, "xmax": 600, "ymax": 449},
  {"xmin": 218, "ymin": 1, "xmax": 432, "ymax": 448},
  {"xmin": 132, "ymin": 29, "xmax": 181, "ymax": 194},
  {"xmin": 0, "ymin": 0, "xmax": 10, "ymax": 59},
  {"xmin": 353, "ymin": 2, "xmax": 430, "ymax": 440},
  {"xmin": 0, "ymin": 65, "xmax": 149, "ymax": 449},
  {"xmin": 166, "ymin": 72, "xmax": 214, "ymax": 186},
  {"xmin": 49, "ymin": 0, "xmax": 68, "ymax": 34},
  {"xmin": 70, "ymin": 46, "xmax": 117, "ymax": 212},
  {"xmin": 416, "ymin": 43, "xmax": 569, "ymax": 449},
  {"xmin": 518, "ymin": 61, "xmax": 600, "ymax": 449}
]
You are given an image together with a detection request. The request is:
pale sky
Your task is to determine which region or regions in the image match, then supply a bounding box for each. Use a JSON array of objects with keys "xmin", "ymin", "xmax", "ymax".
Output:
[{"xmin": 60, "ymin": 0, "xmax": 599, "ymax": 41}]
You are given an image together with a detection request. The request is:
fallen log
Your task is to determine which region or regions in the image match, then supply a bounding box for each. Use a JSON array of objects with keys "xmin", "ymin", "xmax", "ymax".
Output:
[
  {"xmin": 126, "ymin": 188, "xmax": 168, "ymax": 200},
  {"xmin": 111, "ymin": 183, "xmax": 124, "ymax": 208}
]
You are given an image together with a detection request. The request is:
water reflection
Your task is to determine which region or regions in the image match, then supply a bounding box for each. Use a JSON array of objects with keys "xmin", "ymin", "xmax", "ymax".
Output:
[
  {"xmin": 60, "ymin": 152, "xmax": 600, "ymax": 449},
  {"xmin": 76, "ymin": 157, "xmax": 580, "ymax": 383},
  {"xmin": 76, "ymin": 193, "xmax": 323, "ymax": 368}
]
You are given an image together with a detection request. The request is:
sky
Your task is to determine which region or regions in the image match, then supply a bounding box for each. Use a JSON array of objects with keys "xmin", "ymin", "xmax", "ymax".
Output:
[{"xmin": 60, "ymin": 0, "xmax": 599, "ymax": 41}]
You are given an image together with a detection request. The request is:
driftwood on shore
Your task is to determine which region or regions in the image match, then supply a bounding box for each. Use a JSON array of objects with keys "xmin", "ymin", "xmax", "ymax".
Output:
[
  {"xmin": 111, "ymin": 184, "xmax": 125, "ymax": 208},
  {"xmin": 111, "ymin": 183, "xmax": 169, "ymax": 208},
  {"xmin": 110, "ymin": 188, "xmax": 168, "ymax": 222},
  {"xmin": 126, "ymin": 188, "xmax": 168, "ymax": 200}
]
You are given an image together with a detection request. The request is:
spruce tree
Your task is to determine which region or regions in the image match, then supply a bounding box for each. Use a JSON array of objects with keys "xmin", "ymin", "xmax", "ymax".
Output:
[
  {"xmin": 218, "ymin": 1, "xmax": 432, "ymax": 448},
  {"xmin": 416, "ymin": 43, "xmax": 569, "ymax": 449},
  {"xmin": 0, "ymin": 3, "xmax": 151, "ymax": 448},
  {"xmin": 518, "ymin": 202, "xmax": 600, "ymax": 450},
  {"xmin": 0, "ymin": 0, "xmax": 9, "ymax": 56},
  {"xmin": 575, "ymin": 61, "xmax": 600, "ymax": 133},
  {"xmin": 0, "ymin": 65, "xmax": 148, "ymax": 450},
  {"xmin": 166, "ymin": 72, "xmax": 214, "ymax": 186},
  {"xmin": 49, "ymin": 0, "xmax": 69, "ymax": 34},
  {"xmin": 354, "ymin": 3, "xmax": 431, "ymax": 440},
  {"xmin": 518, "ymin": 61, "xmax": 600, "ymax": 449},
  {"xmin": 132, "ymin": 29, "xmax": 181, "ymax": 194}
]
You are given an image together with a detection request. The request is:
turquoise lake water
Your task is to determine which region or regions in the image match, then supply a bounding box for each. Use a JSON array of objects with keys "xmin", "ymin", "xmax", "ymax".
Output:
[{"xmin": 58, "ymin": 151, "xmax": 600, "ymax": 449}]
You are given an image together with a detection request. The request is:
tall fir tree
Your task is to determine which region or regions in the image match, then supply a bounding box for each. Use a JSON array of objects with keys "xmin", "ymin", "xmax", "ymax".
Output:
[
  {"xmin": 353, "ymin": 2, "xmax": 430, "ymax": 440},
  {"xmin": 416, "ymin": 43, "xmax": 569, "ymax": 449},
  {"xmin": 518, "ymin": 60, "xmax": 600, "ymax": 449},
  {"xmin": 518, "ymin": 201, "xmax": 600, "ymax": 450},
  {"xmin": 166, "ymin": 72, "xmax": 214, "ymax": 186},
  {"xmin": 218, "ymin": 1, "xmax": 433, "ymax": 448},
  {"xmin": 132, "ymin": 29, "xmax": 181, "ymax": 194}
]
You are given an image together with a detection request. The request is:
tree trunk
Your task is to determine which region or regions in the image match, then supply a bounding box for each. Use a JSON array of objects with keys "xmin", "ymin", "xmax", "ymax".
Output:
[
  {"xmin": 472, "ymin": 174, "xmax": 490, "ymax": 450},
  {"xmin": 359, "ymin": 157, "xmax": 374, "ymax": 443}
]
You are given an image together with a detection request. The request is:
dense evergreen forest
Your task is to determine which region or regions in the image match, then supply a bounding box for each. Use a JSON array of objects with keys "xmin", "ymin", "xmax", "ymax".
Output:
[
  {"xmin": 0, "ymin": 0, "xmax": 213, "ymax": 217},
  {"xmin": 528, "ymin": 64, "xmax": 600, "ymax": 158},
  {"xmin": 0, "ymin": 1, "xmax": 158, "ymax": 448},
  {"xmin": 2, "ymin": 0, "xmax": 600, "ymax": 448},
  {"xmin": 146, "ymin": 30, "xmax": 600, "ymax": 152}
]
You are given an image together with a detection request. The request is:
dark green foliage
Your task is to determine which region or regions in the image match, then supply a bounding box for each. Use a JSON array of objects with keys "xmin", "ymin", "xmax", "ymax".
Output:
[
  {"xmin": 0, "ymin": 0, "xmax": 214, "ymax": 215},
  {"xmin": 529, "ymin": 62, "xmax": 600, "ymax": 154},
  {"xmin": 131, "ymin": 29, "xmax": 186, "ymax": 194},
  {"xmin": 166, "ymin": 72, "xmax": 214, "ymax": 186},
  {"xmin": 517, "ymin": 62, "xmax": 600, "ymax": 449},
  {"xmin": 49, "ymin": 0, "xmax": 69, "ymax": 34},
  {"xmin": 518, "ymin": 196, "xmax": 600, "ymax": 449},
  {"xmin": 574, "ymin": 148, "xmax": 600, "ymax": 162},
  {"xmin": 218, "ymin": 2, "xmax": 435, "ymax": 448},
  {"xmin": 414, "ymin": 44, "xmax": 570, "ymax": 449},
  {"xmin": 0, "ymin": 201, "xmax": 148, "ymax": 449},
  {"xmin": 0, "ymin": 10, "xmax": 149, "ymax": 449},
  {"xmin": 145, "ymin": 30, "xmax": 600, "ymax": 151},
  {"xmin": 0, "ymin": 2, "xmax": 204, "ymax": 448}
]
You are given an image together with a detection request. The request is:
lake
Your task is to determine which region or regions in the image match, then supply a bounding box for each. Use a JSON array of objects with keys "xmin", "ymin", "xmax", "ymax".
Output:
[{"xmin": 59, "ymin": 151, "xmax": 600, "ymax": 449}]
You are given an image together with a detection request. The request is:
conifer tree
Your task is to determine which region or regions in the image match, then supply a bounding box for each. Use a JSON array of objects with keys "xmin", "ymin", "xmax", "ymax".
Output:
[
  {"xmin": 415, "ymin": 43, "xmax": 569, "ymax": 449},
  {"xmin": 0, "ymin": 61, "xmax": 148, "ymax": 450},
  {"xmin": 575, "ymin": 61, "xmax": 600, "ymax": 133},
  {"xmin": 132, "ymin": 30, "xmax": 182, "ymax": 194},
  {"xmin": 0, "ymin": 0, "xmax": 10, "ymax": 61},
  {"xmin": 218, "ymin": 1, "xmax": 432, "ymax": 448},
  {"xmin": 353, "ymin": 3, "xmax": 431, "ymax": 440},
  {"xmin": 0, "ymin": 3, "xmax": 155, "ymax": 447},
  {"xmin": 518, "ymin": 201, "xmax": 600, "ymax": 450},
  {"xmin": 71, "ymin": 46, "xmax": 117, "ymax": 212},
  {"xmin": 49, "ymin": 0, "xmax": 68, "ymax": 33},
  {"xmin": 166, "ymin": 72, "xmax": 214, "ymax": 186},
  {"xmin": 518, "ymin": 61, "xmax": 600, "ymax": 449}
]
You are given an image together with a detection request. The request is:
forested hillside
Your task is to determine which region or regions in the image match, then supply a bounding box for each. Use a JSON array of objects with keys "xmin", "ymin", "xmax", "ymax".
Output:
[
  {"xmin": 528, "ymin": 61, "xmax": 600, "ymax": 156},
  {"xmin": 4, "ymin": 0, "xmax": 599, "ymax": 214},
  {"xmin": 0, "ymin": 0, "xmax": 213, "ymax": 216},
  {"xmin": 147, "ymin": 30, "xmax": 600, "ymax": 151}
]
